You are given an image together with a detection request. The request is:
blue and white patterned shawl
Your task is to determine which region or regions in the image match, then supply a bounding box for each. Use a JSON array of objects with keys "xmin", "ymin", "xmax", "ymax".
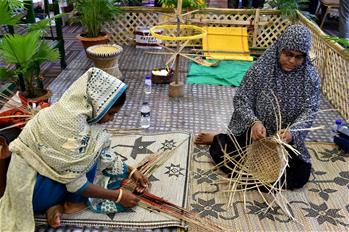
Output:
[{"xmin": 228, "ymin": 25, "xmax": 321, "ymax": 162}]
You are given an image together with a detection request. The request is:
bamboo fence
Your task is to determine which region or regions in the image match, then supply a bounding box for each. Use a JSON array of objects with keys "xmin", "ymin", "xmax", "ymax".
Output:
[
  {"xmin": 297, "ymin": 12, "xmax": 349, "ymax": 122},
  {"xmin": 104, "ymin": 7, "xmax": 348, "ymax": 121}
]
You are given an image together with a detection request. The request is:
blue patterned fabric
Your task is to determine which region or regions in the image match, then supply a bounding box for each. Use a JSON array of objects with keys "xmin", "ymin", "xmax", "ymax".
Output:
[
  {"xmin": 88, "ymin": 160, "xmax": 128, "ymax": 214},
  {"xmin": 87, "ymin": 68, "xmax": 127, "ymax": 123}
]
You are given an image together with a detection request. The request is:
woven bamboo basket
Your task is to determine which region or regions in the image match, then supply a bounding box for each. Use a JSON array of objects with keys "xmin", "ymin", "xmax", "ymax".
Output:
[
  {"xmin": 151, "ymin": 68, "xmax": 174, "ymax": 84},
  {"xmin": 244, "ymin": 139, "xmax": 288, "ymax": 184},
  {"xmin": 86, "ymin": 44, "xmax": 123, "ymax": 79}
]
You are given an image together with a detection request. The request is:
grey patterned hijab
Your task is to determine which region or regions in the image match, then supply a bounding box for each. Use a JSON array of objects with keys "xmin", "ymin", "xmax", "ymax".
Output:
[
  {"xmin": 249, "ymin": 24, "xmax": 313, "ymax": 84},
  {"xmin": 229, "ymin": 25, "xmax": 320, "ymax": 162}
]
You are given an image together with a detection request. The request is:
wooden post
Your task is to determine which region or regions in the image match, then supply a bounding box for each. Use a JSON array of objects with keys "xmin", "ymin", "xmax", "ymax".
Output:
[
  {"xmin": 252, "ymin": 9, "xmax": 260, "ymax": 48},
  {"xmin": 169, "ymin": 0, "xmax": 185, "ymax": 97},
  {"xmin": 52, "ymin": 0, "xmax": 67, "ymax": 69},
  {"xmin": 24, "ymin": 0, "xmax": 35, "ymax": 23}
]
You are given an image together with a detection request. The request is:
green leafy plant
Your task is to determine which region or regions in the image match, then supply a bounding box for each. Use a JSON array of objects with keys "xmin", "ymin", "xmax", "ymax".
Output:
[
  {"xmin": 0, "ymin": 0, "xmax": 22, "ymax": 26},
  {"xmin": 7, "ymin": 0, "xmax": 23, "ymax": 10},
  {"xmin": 268, "ymin": 0, "xmax": 309, "ymax": 21},
  {"xmin": 0, "ymin": 0, "xmax": 63, "ymax": 98},
  {"xmin": 0, "ymin": 31, "xmax": 60, "ymax": 98},
  {"xmin": 70, "ymin": 0, "xmax": 121, "ymax": 37},
  {"xmin": 325, "ymin": 36, "xmax": 349, "ymax": 52},
  {"xmin": 159, "ymin": 0, "xmax": 206, "ymax": 8}
]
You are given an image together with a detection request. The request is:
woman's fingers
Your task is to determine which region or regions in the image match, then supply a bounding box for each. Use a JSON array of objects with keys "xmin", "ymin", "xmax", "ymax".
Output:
[
  {"xmin": 252, "ymin": 123, "xmax": 266, "ymax": 141},
  {"xmin": 138, "ymin": 176, "xmax": 147, "ymax": 187},
  {"xmin": 120, "ymin": 189, "xmax": 140, "ymax": 207},
  {"xmin": 260, "ymin": 126, "xmax": 266, "ymax": 138}
]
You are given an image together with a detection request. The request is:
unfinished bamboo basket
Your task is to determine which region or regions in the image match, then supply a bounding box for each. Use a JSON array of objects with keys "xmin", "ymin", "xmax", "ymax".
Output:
[{"xmin": 244, "ymin": 138, "xmax": 287, "ymax": 184}]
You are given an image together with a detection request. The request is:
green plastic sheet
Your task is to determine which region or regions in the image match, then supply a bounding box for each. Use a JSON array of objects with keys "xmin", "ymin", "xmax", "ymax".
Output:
[{"xmin": 187, "ymin": 60, "xmax": 253, "ymax": 86}]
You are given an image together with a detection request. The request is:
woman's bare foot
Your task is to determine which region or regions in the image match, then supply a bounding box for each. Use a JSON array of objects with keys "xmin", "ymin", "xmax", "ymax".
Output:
[
  {"xmin": 63, "ymin": 201, "xmax": 87, "ymax": 214},
  {"xmin": 194, "ymin": 132, "xmax": 217, "ymax": 145},
  {"xmin": 46, "ymin": 204, "xmax": 64, "ymax": 228}
]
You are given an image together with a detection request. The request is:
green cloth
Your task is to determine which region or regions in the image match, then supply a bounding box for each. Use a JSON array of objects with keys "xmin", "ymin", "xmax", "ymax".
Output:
[{"xmin": 187, "ymin": 60, "xmax": 253, "ymax": 86}]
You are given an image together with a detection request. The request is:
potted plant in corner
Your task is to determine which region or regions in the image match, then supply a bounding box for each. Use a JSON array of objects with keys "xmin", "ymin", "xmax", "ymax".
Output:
[
  {"xmin": 71, "ymin": 0, "xmax": 121, "ymax": 51},
  {"xmin": 0, "ymin": 30, "xmax": 60, "ymax": 102},
  {"xmin": 0, "ymin": 27, "xmax": 59, "ymax": 102},
  {"xmin": 0, "ymin": 0, "xmax": 60, "ymax": 103}
]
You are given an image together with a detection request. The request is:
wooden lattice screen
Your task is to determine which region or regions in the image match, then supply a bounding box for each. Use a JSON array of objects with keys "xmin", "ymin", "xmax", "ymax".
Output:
[
  {"xmin": 103, "ymin": 7, "xmax": 348, "ymax": 121},
  {"xmin": 104, "ymin": 7, "xmax": 290, "ymax": 49}
]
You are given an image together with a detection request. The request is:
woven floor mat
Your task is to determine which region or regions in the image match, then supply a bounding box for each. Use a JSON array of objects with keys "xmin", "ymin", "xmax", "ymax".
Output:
[
  {"xmin": 35, "ymin": 132, "xmax": 191, "ymax": 230},
  {"xmin": 188, "ymin": 142, "xmax": 349, "ymax": 232}
]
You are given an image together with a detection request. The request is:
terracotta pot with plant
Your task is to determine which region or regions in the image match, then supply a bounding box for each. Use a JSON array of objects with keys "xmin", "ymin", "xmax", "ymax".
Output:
[
  {"xmin": 0, "ymin": 30, "xmax": 59, "ymax": 102},
  {"xmin": 71, "ymin": 0, "xmax": 121, "ymax": 51},
  {"xmin": 0, "ymin": 0, "xmax": 60, "ymax": 103}
]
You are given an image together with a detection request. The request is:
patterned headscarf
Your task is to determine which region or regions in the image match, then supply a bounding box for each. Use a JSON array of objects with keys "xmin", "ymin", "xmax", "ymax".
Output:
[
  {"xmin": 229, "ymin": 25, "xmax": 320, "ymax": 162},
  {"xmin": 10, "ymin": 68, "xmax": 127, "ymax": 185},
  {"xmin": 278, "ymin": 24, "xmax": 312, "ymax": 54}
]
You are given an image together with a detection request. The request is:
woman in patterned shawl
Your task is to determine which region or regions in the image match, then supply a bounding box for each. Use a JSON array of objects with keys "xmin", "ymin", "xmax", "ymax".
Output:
[
  {"xmin": 195, "ymin": 25, "xmax": 320, "ymax": 189},
  {"xmin": 0, "ymin": 68, "xmax": 149, "ymax": 230}
]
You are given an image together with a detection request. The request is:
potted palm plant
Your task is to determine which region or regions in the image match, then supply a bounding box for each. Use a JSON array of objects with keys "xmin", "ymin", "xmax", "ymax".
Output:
[
  {"xmin": 0, "ymin": 30, "xmax": 60, "ymax": 100},
  {"xmin": 0, "ymin": 0, "xmax": 60, "ymax": 101},
  {"xmin": 71, "ymin": 0, "xmax": 121, "ymax": 51}
]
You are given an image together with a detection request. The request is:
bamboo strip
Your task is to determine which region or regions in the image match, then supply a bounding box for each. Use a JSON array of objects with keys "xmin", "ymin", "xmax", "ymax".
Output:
[{"xmin": 252, "ymin": 9, "xmax": 260, "ymax": 47}]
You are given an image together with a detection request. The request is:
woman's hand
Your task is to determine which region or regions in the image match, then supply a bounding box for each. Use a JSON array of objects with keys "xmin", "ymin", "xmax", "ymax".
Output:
[
  {"xmin": 117, "ymin": 189, "xmax": 140, "ymax": 207},
  {"xmin": 278, "ymin": 129, "xmax": 293, "ymax": 144},
  {"xmin": 129, "ymin": 168, "xmax": 150, "ymax": 193},
  {"xmin": 251, "ymin": 121, "xmax": 266, "ymax": 141}
]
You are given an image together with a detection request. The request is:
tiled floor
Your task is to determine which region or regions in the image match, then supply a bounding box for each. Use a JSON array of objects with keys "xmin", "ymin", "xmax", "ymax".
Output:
[{"xmin": 48, "ymin": 46, "xmax": 344, "ymax": 143}]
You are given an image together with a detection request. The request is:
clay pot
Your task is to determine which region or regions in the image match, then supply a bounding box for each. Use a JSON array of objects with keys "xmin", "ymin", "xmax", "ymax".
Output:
[
  {"xmin": 18, "ymin": 89, "xmax": 52, "ymax": 106},
  {"xmin": 76, "ymin": 32, "xmax": 109, "ymax": 55}
]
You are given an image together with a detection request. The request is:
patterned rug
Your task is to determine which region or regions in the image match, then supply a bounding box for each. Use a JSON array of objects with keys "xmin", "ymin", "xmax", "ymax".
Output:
[
  {"xmin": 35, "ymin": 132, "xmax": 191, "ymax": 230},
  {"xmin": 188, "ymin": 142, "xmax": 349, "ymax": 232}
]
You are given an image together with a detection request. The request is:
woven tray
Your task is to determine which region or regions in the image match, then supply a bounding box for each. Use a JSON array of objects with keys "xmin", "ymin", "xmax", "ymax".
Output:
[{"xmin": 151, "ymin": 68, "xmax": 174, "ymax": 84}]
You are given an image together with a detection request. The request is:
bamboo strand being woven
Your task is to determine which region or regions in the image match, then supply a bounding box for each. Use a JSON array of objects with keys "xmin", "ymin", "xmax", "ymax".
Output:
[{"xmin": 122, "ymin": 179, "xmax": 230, "ymax": 232}]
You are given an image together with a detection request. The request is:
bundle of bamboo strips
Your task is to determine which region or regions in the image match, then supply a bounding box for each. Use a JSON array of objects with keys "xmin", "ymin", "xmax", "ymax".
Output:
[{"xmin": 0, "ymin": 90, "xmax": 35, "ymax": 131}]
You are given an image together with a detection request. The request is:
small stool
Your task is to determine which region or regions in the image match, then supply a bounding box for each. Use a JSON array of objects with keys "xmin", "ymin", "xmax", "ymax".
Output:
[
  {"xmin": 86, "ymin": 44, "xmax": 123, "ymax": 79},
  {"xmin": 317, "ymin": 0, "xmax": 340, "ymax": 29}
]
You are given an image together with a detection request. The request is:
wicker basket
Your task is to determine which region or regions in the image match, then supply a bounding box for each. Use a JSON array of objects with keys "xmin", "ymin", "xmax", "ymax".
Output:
[
  {"xmin": 151, "ymin": 68, "xmax": 174, "ymax": 84},
  {"xmin": 86, "ymin": 44, "xmax": 123, "ymax": 79},
  {"xmin": 245, "ymin": 139, "xmax": 288, "ymax": 184}
]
